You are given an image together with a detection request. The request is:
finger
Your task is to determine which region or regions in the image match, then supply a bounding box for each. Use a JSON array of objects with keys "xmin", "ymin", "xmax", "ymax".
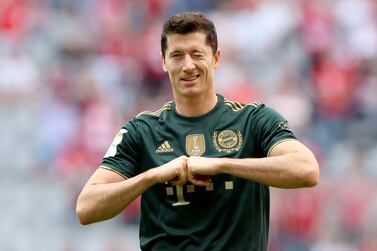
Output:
[
  {"xmin": 189, "ymin": 178, "xmax": 210, "ymax": 186},
  {"xmin": 170, "ymin": 179, "xmax": 186, "ymax": 186},
  {"xmin": 170, "ymin": 175, "xmax": 187, "ymax": 186},
  {"xmin": 189, "ymin": 174, "xmax": 211, "ymax": 186},
  {"xmin": 171, "ymin": 167, "xmax": 188, "ymax": 186},
  {"xmin": 187, "ymin": 166, "xmax": 195, "ymax": 180}
]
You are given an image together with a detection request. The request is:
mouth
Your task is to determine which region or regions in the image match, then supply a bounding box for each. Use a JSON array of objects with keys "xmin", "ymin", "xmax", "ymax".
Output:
[{"xmin": 180, "ymin": 74, "xmax": 200, "ymax": 84}]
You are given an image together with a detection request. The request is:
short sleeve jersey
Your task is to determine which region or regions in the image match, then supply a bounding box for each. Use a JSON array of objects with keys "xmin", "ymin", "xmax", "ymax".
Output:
[{"xmin": 101, "ymin": 94, "xmax": 296, "ymax": 251}]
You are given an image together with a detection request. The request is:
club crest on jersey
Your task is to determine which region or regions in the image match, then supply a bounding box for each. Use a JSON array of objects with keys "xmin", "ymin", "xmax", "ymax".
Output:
[
  {"xmin": 212, "ymin": 130, "xmax": 243, "ymax": 153},
  {"xmin": 186, "ymin": 134, "xmax": 205, "ymax": 156}
]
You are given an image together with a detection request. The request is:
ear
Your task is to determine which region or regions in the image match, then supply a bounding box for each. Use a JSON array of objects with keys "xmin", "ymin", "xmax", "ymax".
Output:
[
  {"xmin": 161, "ymin": 52, "xmax": 167, "ymax": 72},
  {"xmin": 213, "ymin": 49, "xmax": 221, "ymax": 69}
]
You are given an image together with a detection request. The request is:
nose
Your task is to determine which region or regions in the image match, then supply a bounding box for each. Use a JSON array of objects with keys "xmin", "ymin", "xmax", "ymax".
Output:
[{"xmin": 182, "ymin": 55, "xmax": 195, "ymax": 71}]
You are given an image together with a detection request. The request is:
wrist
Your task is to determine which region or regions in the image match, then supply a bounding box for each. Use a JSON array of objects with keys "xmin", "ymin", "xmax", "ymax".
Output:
[
  {"xmin": 217, "ymin": 158, "xmax": 231, "ymax": 174},
  {"xmin": 144, "ymin": 168, "xmax": 160, "ymax": 186}
]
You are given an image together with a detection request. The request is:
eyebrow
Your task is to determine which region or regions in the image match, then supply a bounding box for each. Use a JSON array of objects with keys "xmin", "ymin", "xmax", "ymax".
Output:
[{"xmin": 192, "ymin": 49, "xmax": 206, "ymax": 54}]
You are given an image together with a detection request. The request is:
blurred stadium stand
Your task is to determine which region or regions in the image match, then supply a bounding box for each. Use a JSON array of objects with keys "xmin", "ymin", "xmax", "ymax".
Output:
[{"xmin": 0, "ymin": 0, "xmax": 376, "ymax": 250}]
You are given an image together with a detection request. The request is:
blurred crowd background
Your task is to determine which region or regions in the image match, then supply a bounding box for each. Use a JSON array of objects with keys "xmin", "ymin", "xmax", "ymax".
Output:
[{"xmin": 1, "ymin": 0, "xmax": 377, "ymax": 250}]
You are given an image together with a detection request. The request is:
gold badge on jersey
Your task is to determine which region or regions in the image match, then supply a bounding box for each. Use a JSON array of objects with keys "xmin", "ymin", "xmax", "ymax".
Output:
[
  {"xmin": 186, "ymin": 134, "xmax": 206, "ymax": 156},
  {"xmin": 212, "ymin": 130, "xmax": 243, "ymax": 153}
]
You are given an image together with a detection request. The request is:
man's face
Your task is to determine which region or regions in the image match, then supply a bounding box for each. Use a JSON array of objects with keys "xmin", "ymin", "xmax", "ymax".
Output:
[{"xmin": 161, "ymin": 32, "xmax": 220, "ymax": 98}]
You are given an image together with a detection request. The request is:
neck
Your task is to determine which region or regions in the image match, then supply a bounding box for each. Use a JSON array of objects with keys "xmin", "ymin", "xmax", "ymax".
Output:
[{"xmin": 175, "ymin": 93, "xmax": 218, "ymax": 117}]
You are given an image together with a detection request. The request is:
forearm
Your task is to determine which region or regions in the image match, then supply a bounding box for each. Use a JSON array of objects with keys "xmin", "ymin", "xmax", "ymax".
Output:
[
  {"xmin": 76, "ymin": 170, "xmax": 156, "ymax": 225},
  {"xmin": 220, "ymin": 152, "xmax": 319, "ymax": 188}
]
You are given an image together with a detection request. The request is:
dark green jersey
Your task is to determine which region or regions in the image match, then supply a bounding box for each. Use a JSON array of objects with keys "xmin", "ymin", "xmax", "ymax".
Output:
[{"xmin": 101, "ymin": 94, "xmax": 296, "ymax": 251}]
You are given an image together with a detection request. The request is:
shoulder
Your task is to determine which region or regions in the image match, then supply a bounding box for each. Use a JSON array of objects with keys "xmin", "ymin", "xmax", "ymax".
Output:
[
  {"xmin": 221, "ymin": 96, "xmax": 287, "ymax": 125},
  {"xmin": 118, "ymin": 101, "xmax": 173, "ymax": 135},
  {"xmin": 133, "ymin": 101, "xmax": 173, "ymax": 123},
  {"xmin": 222, "ymin": 96, "xmax": 263, "ymax": 113},
  {"xmin": 117, "ymin": 101, "xmax": 173, "ymax": 141}
]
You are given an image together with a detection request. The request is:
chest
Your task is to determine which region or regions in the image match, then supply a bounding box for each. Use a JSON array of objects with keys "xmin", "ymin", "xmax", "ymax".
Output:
[{"xmin": 139, "ymin": 121, "xmax": 259, "ymax": 171}]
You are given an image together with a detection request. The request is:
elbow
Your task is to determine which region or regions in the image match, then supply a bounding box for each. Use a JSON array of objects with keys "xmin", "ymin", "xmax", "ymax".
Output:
[
  {"xmin": 76, "ymin": 198, "xmax": 113, "ymax": 225},
  {"xmin": 76, "ymin": 199, "xmax": 94, "ymax": 225},
  {"xmin": 303, "ymin": 170, "xmax": 319, "ymax": 187},
  {"xmin": 76, "ymin": 205, "xmax": 89, "ymax": 225},
  {"xmin": 302, "ymin": 163, "xmax": 320, "ymax": 187}
]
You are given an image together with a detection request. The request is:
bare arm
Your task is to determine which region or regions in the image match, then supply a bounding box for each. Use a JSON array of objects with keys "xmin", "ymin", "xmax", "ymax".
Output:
[
  {"xmin": 187, "ymin": 140, "xmax": 319, "ymax": 188},
  {"xmin": 76, "ymin": 155, "xmax": 188, "ymax": 225}
]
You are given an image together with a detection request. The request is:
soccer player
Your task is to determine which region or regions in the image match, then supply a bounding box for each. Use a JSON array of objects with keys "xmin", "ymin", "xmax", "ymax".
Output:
[{"xmin": 76, "ymin": 12, "xmax": 319, "ymax": 251}]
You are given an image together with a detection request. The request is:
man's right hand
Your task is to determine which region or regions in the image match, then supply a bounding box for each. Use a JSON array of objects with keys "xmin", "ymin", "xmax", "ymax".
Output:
[{"xmin": 152, "ymin": 155, "xmax": 188, "ymax": 186}]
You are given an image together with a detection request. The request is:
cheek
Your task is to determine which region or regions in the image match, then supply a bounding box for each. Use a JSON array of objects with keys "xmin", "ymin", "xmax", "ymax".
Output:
[
  {"xmin": 166, "ymin": 66, "xmax": 178, "ymax": 76},
  {"xmin": 202, "ymin": 63, "xmax": 212, "ymax": 75}
]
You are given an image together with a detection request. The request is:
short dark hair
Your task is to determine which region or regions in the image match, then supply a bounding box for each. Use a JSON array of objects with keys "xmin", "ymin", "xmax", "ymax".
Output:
[{"xmin": 161, "ymin": 12, "xmax": 218, "ymax": 57}]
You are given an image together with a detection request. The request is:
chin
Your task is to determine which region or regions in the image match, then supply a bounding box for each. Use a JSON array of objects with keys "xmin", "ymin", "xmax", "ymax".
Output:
[
  {"xmin": 180, "ymin": 90, "xmax": 198, "ymax": 97},
  {"xmin": 176, "ymin": 86, "xmax": 199, "ymax": 96}
]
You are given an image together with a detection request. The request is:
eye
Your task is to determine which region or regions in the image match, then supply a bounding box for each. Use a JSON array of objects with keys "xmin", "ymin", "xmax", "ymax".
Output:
[
  {"xmin": 170, "ymin": 53, "xmax": 183, "ymax": 59},
  {"xmin": 192, "ymin": 52, "xmax": 205, "ymax": 59}
]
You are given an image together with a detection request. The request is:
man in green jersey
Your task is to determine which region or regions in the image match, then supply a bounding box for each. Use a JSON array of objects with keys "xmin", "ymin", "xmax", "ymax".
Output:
[{"xmin": 76, "ymin": 12, "xmax": 319, "ymax": 251}]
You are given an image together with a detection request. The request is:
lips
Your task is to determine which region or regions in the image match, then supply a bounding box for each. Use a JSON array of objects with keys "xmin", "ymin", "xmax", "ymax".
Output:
[{"xmin": 181, "ymin": 74, "xmax": 200, "ymax": 82}]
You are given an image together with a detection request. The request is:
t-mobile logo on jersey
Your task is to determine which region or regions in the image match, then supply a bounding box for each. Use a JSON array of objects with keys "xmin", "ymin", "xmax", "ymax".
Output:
[{"xmin": 166, "ymin": 181, "xmax": 234, "ymax": 206}]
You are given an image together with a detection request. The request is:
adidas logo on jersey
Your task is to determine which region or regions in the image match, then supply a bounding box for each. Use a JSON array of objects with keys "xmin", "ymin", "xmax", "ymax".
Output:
[{"xmin": 156, "ymin": 140, "xmax": 174, "ymax": 153}]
